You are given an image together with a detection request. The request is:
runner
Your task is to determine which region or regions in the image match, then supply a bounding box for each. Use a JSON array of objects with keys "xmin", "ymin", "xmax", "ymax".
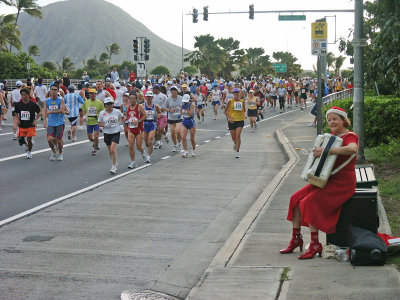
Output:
[
  {"xmin": 180, "ymin": 94, "xmax": 196, "ymax": 157},
  {"xmin": 221, "ymin": 83, "xmax": 234, "ymax": 109},
  {"xmin": 81, "ymin": 88, "xmax": 105, "ymax": 155},
  {"xmin": 254, "ymin": 86, "xmax": 264, "ymax": 121},
  {"xmin": 64, "ymin": 84, "xmax": 84, "ymax": 142},
  {"xmin": 14, "ymin": 88, "xmax": 41, "ymax": 158},
  {"xmin": 208, "ymin": 83, "xmax": 221, "ymax": 120},
  {"xmin": 224, "ymin": 88, "xmax": 246, "ymax": 158},
  {"xmin": 166, "ymin": 86, "xmax": 183, "ymax": 152},
  {"xmin": 194, "ymin": 87, "xmax": 205, "ymax": 123},
  {"xmin": 152, "ymin": 85, "xmax": 168, "ymax": 149},
  {"xmin": 286, "ymin": 77, "xmax": 294, "ymax": 108},
  {"xmin": 121, "ymin": 92, "xmax": 130, "ymax": 145},
  {"xmin": 299, "ymin": 83, "xmax": 308, "ymax": 110},
  {"xmin": 98, "ymin": 97, "xmax": 124, "ymax": 174},
  {"xmin": 126, "ymin": 92, "xmax": 147, "ymax": 168},
  {"xmin": 11, "ymin": 80, "xmax": 23, "ymax": 140},
  {"xmin": 43, "ymin": 84, "xmax": 67, "ymax": 161},
  {"xmin": 294, "ymin": 81, "xmax": 300, "ymax": 107},
  {"xmin": 247, "ymin": 89, "xmax": 258, "ymax": 132},
  {"xmin": 278, "ymin": 83, "xmax": 287, "ymax": 113},
  {"xmin": 143, "ymin": 90, "xmax": 161, "ymax": 163}
]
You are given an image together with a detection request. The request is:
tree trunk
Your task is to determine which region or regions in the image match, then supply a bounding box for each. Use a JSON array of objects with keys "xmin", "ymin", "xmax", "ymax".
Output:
[{"xmin": 10, "ymin": 10, "xmax": 21, "ymax": 52}]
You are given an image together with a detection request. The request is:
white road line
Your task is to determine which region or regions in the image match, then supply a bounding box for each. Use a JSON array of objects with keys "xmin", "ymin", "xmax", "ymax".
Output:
[
  {"xmin": 243, "ymin": 110, "xmax": 296, "ymax": 129},
  {"xmin": 204, "ymin": 140, "xmax": 211, "ymax": 143},
  {"xmin": 0, "ymin": 164, "xmax": 151, "ymax": 228},
  {"xmin": 225, "ymin": 133, "xmax": 230, "ymax": 136},
  {"xmin": 0, "ymin": 127, "xmax": 46, "ymax": 136},
  {"xmin": 215, "ymin": 136, "xmax": 221, "ymax": 139},
  {"xmin": 0, "ymin": 136, "xmax": 105, "ymax": 163},
  {"xmin": 161, "ymin": 156, "xmax": 170, "ymax": 160}
]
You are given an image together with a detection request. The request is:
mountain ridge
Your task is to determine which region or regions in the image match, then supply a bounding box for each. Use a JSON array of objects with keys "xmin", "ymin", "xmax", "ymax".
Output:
[{"xmin": 17, "ymin": 0, "xmax": 188, "ymax": 75}]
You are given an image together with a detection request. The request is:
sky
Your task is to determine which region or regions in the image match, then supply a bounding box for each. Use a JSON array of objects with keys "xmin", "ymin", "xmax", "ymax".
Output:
[{"xmin": 1, "ymin": 0, "xmax": 356, "ymax": 71}]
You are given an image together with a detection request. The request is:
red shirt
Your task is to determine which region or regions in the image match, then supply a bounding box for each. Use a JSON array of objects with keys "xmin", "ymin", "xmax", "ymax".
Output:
[
  {"xmin": 106, "ymin": 88, "xmax": 116, "ymax": 99},
  {"xmin": 129, "ymin": 73, "xmax": 136, "ymax": 82},
  {"xmin": 199, "ymin": 85, "xmax": 208, "ymax": 96}
]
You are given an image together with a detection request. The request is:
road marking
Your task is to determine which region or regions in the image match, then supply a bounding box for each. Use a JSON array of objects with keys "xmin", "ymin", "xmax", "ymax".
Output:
[
  {"xmin": 196, "ymin": 129, "xmax": 221, "ymax": 132},
  {"xmin": 0, "ymin": 127, "xmax": 46, "ymax": 136},
  {"xmin": 0, "ymin": 136, "xmax": 105, "ymax": 163},
  {"xmin": 225, "ymin": 133, "xmax": 230, "ymax": 136},
  {"xmin": 161, "ymin": 156, "xmax": 170, "ymax": 160},
  {"xmin": 215, "ymin": 136, "xmax": 221, "ymax": 139},
  {"xmin": 204, "ymin": 140, "xmax": 211, "ymax": 143},
  {"xmin": 243, "ymin": 110, "xmax": 296, "ymax": 129},
  {"xmin": 0, "ymin": 164, "xmax": 151, "ymax": 228}
]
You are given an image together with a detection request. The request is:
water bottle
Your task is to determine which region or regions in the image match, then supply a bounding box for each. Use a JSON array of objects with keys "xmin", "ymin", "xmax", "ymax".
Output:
[{"xmin": 335, "ymin": 248, "xmax": 349, "ymax": 262}]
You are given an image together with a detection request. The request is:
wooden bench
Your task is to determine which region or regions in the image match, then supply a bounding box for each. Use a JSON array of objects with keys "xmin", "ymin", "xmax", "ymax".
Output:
[{"xmin": 355, "ymin": 164, "xmax": 378, "ymax": 188}]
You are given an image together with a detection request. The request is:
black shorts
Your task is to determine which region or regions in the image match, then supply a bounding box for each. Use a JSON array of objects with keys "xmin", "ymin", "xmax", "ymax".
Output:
[
  {"xmin": 294, "ymin": 92, "xmax": 298, "ymax": 97},
  {"xmin": 288, "ymin": 91, "xmax": 293, "ymax": 95},
  {"xmin": 247, "ymin": 109, "xmax": 257, "ymax": 117},
  {"xmin": 167, "ymin": 119, "xmax": 182, "ymax": 124},
  {"xmin": 271, "ymin": 95, "xmax": 277, "ymax": 100},
  {"xmin": 104, "ymin": 132, "xmax": 120, "ymax": 145},
  {"xmin": 300, "ymin": 94, "xmax": 307, "ymax": 100},
  {"xmin": 228, "ymin": 120, "xmax": 244, "ymax": 130},
  {"xmin": 68, "ymin": 116, "xmax": 78, "ymax": 126}
]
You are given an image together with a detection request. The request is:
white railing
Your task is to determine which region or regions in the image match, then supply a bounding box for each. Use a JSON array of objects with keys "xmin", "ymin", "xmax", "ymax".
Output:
[
  {"xmin": 3, "ymin": 78, "xmax": 97, "ymax": 90},
  {"xmin": 323, "ymin": 88, "xmax": 354, "ymax": 105}
]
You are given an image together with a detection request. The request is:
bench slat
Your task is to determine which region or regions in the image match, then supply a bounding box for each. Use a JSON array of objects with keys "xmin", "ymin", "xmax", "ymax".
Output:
[
  {"xmin": 365, "ymin": 167, "xmax": 376, "ymax": 181},
  {"xmin": 359, "ymin": 168, "xmax": 366, "ymax": 181},
  {"xmin": 355, "ymin": 169, "xmax": 361, "ymax": 182}
]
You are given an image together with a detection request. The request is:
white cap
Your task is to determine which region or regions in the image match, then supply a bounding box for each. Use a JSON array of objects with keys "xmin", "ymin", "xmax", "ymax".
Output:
[
  {"xmin": 103, "ymin": 97, "xmax": 114, "ymax": 104},
  {"xmin": 114, "ymin": 82, "xmax": 121, "ymax": 88},
  {"xmin": 145, "ymin": 90, "xmax": 153, "ymax": 97},
  {"xmin": 16, "ymin": 80, "xmax": 22, "ymax": 87},
  {"xmin": 182, "ymin": 94, "xmax": 190, "ymax": 103}
]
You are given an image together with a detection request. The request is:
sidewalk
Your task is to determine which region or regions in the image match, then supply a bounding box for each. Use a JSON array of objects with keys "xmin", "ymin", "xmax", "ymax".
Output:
[{"xmin": 187, "ymin": 114, "xmax": 400, "ymax": 300}]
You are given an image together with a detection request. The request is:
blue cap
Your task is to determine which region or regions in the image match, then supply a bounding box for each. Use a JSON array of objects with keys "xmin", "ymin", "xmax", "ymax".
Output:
[{"xmin": 233, "ymin": 88, "xmax": 240, "ymax": 93}]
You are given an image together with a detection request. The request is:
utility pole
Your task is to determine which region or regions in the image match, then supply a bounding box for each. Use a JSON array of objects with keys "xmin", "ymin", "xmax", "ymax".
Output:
[{"xmin": 353, "ymin": 0, "xmax": 365, "ymax": 162}]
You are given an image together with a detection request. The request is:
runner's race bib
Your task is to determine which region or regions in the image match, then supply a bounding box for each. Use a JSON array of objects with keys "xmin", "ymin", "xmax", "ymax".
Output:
[
  {"xmin": 88, "ymin": 107, "xmax": 97, "ymax": 116},
  {"xmin": 49, "ymin": 104, "xmax": 58, "ymax": 112},
  {"xmin": 172, "ymin": 106, "xmax": 180, "ymax": 115},
  {"xmin": 146, "ymin": 110, "xmax": 155, "ymax": 120},
  {"xmin": 21, "ymin": 111, "xmax": 30, "ymax": 121},
  {"xmin": 107, "ymin": 117, "xmax": 118, "ymax": 127},
  {"xmin": 182, "ymin": 109, "xmax": 189, "ymax": 118},
  {"xmin": 129, "ymin": 117, "xmax": 138, "ymax": 128},
  {"xmin": 234, "ymin": 101, "xmax": 243, "ymax": 111}
]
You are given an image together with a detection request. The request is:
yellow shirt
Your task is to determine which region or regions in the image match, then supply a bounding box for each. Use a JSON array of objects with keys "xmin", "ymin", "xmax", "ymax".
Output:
[
  {"xmin": 228, "ymin": 99, "xmax": 245, "ymax": 121},
  {"xmin": 247, "ymin": 97, "xmax": 257, "ymax": 109}
]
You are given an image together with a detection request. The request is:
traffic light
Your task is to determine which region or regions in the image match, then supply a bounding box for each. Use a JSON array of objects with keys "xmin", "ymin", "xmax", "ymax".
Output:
[
  {"xmin": 144, "ymin": 38, "xmax": 150, "ymax": 53},
  {"xmin": 133, "ymin": 39, "xmax": 138, "ymax": 53},
  {"xmin": 249, "ymin": 4, "xmax": 254, "ymax": 20},
  {"xmin": 203, "ymin": 6, "xmax": 208, "ymax": 21},
  {"xmin": 192, "ymin": 8, "xmax": 198, "ymax": 23},
  {"xmin": 144, "ymin": 54, "xmax": 149, "ymax": 61},
  {"xmin": 134, "ymin": 55, "xmax": 138, "ymax": 61}
]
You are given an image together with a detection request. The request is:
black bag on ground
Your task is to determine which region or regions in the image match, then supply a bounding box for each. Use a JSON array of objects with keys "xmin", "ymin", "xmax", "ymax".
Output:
[{"xmin": 349, "ymin": 225, "xmax": 387, "ymax": 266}]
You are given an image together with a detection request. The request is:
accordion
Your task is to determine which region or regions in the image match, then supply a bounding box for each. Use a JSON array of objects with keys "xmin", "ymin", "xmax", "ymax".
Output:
[{"xmin": 301, "ymin": 133, "xmax": 343, "ymax": 188}]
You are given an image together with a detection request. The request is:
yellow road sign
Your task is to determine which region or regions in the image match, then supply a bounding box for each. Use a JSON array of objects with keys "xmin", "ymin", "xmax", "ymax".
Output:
[{"xmin": 311, "ymin": 22, "xmax": 327, "ymax": 39}]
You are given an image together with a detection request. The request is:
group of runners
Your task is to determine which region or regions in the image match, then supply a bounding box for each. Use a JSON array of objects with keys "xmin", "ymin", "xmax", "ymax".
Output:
[{"xmin": 0, "ymin": 73, "xmax": 351, "ymax": 174}]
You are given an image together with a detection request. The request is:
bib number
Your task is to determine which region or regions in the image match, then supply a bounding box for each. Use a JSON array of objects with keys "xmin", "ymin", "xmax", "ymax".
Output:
[
  {"xmin": 21, "ymin": 111, "xmax": 30, "ymax": 121},
  {"xmin": 49, "ymin": 104, "xmax": 58, "ymax": 112},
  {"xmin": 88, "ymin": 107, "xmax": 97, "ymax": 116},
  {"xmin": 182, "ymin": 109, "xmax": 189, "ymax": 118},
  {"xmin": 234, "ymin": 101, "xmax": 243, "ymax": 111},
  {"xmin": 106, "ymin": 117, "xmax": 118, "ymax": 127},
  {"xmin": 129, "ymin": 117, "xmax": 138, "ymax": 128},
  {"xmin": 146, "ymin": 110, "xmax": 155, "ymax": 120}
]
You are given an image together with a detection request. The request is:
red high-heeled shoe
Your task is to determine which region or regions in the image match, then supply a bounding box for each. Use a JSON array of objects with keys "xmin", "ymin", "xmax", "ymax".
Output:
[
  {"xmin": 298, "ymin": 242, "xmax": 323, "ymax": 259},
  {"xmin": 280, "ymin": 234, "xmax": 303, "ymax": 254}
]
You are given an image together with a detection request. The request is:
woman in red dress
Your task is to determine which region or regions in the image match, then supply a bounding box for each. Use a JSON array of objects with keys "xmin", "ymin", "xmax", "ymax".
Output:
[{"xmin": 281, "ymin": 106, "xmax": 359, "ymax": 259}]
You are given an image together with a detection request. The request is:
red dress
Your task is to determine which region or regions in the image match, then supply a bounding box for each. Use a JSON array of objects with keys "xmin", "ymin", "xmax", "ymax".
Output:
[{"xmin": 287, "ymin": 132, "xmax": 359, "ymax": 234}]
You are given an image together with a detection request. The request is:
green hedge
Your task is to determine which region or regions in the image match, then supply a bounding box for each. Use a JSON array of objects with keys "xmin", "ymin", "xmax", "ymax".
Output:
[{"xmin": 322, "ymin": 95, "xmax": 400, "ymax": 147}]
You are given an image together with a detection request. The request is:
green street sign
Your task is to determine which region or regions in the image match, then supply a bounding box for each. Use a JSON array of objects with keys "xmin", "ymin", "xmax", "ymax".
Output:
[
  {"xmin": 278, "ymin": 15, "xmax": 306, "ymax": 21},
  {"xmin": 273, "ymin": 64, "xmax": 287, "ymax": 73}
]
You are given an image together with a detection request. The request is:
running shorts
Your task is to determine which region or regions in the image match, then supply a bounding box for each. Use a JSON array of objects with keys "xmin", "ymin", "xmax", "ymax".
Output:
[
  {"xmin": 247, "ymin": 109, "xmax": 257, "ymax": 117},
  {"xmin": 182, "ymin": 118, "xmax": 195, "ymax": 130},
  {"xmin": 212, "ymin": 100, "xmax": 220, "ymax": 106},
  {"xmin": 167, "ymin": 119, "xmax": 182, "ymax": 125},
  {"xmin": 47, "ymin": 124, "xmax": 64, "ymax": 139},
  {"xmin": 104, "ymin": 132, "xmax": 120, "ymax": 145},
  {"xmin": 68, "ymin": 116, "xmax": 78, "ymax": 126},
  {"xmin": 228, "ymin": 120, "xmax": 244, "ymax": 130},
  {"xmin": 156, "ymin": 115, "xmax": 167, "ymax": 128},
  {"xmin": 87, "ymin": 124, "xmax": 100, "ymax": 134},
  {"xmin": 129, "ymin": 127, "xmax": 143, "ymax": 135},
  {"xmin": 144, "ymin": 121, "xmax": 156, "ymax": 133},
  {"xmin": 18, "ymin": 126, "xmax": 36, "ymax": 137},
  {"xmin": 196, "ymin": 104, "xmax": 204, "ymax": 109}
]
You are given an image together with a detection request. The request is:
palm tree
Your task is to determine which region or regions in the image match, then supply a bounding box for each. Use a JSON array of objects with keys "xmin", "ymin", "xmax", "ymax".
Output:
[
  {"xmin": 326, "ymin": 52, "xmax": 335, "ymax": 74},
  {"xmin": 7, "ymin": 0, "xmax": 42, "ymax": 51},
  {"xmin": 334, "ymin": 56, "xmax": 346, "ymax": 76},
  {"xmin": 28, "ymin": 44, "xmax": 39, "ymax": 56},
  {"xmin": 0, "ymin": 14, "xmax": 21, "ymax": 52},
  {"xmin": 56, "ymin": 57, "xmax": 74, "ymax": 73},
  {"xmin": 99, "ymin": 52, "xmax": 110, "ymax": 64},
  {"xmin": 105, "ymin": 42, "xmax": 121, "ymax": 66}
]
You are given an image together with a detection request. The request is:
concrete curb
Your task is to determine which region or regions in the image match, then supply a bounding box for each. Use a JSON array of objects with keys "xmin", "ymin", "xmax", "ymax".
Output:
[
  {"xmin": 377, "ymin": 192, "xmax": 392, "ymax": 236},
  {"xmin": 185, "ymin": 127, "xmax": 299, "ymax": 300}
]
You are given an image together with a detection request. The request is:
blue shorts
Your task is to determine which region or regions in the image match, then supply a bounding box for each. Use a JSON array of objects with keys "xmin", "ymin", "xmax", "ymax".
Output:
[
  {"xmin": 87, "ymin": 124, "xmax": 99, "ymax": 134},
  {"xmin": 182, "ymin": 118, "xmax": 195, "ymax": 130},
  {"xmin": 144, "ymin": 121, "xmax": 156, "ymax": 133},
  {"xmin": 212, "ymin": 100, "xmax": 220, "ymax": 106},
  {"xmin": 196, "ymin": 104, "xmax": 204, "ymax": 109}
]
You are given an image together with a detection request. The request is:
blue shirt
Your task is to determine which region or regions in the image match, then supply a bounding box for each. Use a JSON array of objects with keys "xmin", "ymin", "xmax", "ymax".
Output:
[
  {"xmin": 46, "ymin": 97, "xmax": 65, "ymax": 126},
  {"xmin": 64, "ymin": 92, "xmax": 84, "ymax": 118}
]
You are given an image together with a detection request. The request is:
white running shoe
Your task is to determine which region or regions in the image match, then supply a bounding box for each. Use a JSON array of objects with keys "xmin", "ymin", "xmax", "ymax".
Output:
[
  {"xmin": 13, "ymin": 133, "xmax": 17, "ymax": 140},
  {"xmin": 57, "ymin": 154, "xmax": 64, "ymax": 161},
  {"xmin": 72, "ymin": 137, "xmax": 77, "ymax": 142},
  {"xmin": 172, "ymin": 144, "xmax": 179, "ymax": 152},
  {"xmin": 178, "ymin": 143, "xmax": 183, "ymax": 152},
  {"xmin": 110, "ymin": 165, "xmax": 116, "ymax": 174},
  {"xmin": 235, "ymin": 152, "xmax": 240, "ymax": 159},
  {"xmin": 26, "ymin": 152, "xmax": 32, "ymax": 159},
  {"xmin": 50, "ymin": 153, "xmax": 57, "ymax": 161},
  {"xmin": 146, "ymin": 155, "xmax": 151, "ymax": 163},
  {"xmin": 182, "ymin": 151, "xmax": 189, "ymax": 158},
  {"xmin": 154, "ymin": 141, "xmax": 160, "ymax": 149},
  {"xmin": 128, "ymin": 161, "xmax": 137, "ymax": 169},
  {"xmin": 214, "ymin": 116, "xmax": 217, "ymax": 120},
  {"xmin": 192, "ymin": 150, "xmax": 197, "ymax": 157}
]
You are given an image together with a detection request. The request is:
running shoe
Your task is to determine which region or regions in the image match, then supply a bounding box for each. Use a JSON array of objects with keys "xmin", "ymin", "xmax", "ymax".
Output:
[
  {"xmin": 50, "ymin": 153, "xmax": 57, "ymax": 161},
  {"xmin": 57, "ymin": 154, "xmax": 63, "ymax": 161},
  {"xmin": 214, "ymin": 116, "xmax": 217, "ymax": 120},
  {"xmin": 72, "ymin": 137, "xmax": 77, "ymax": 142},
  {"xmin": 235, "ymin": 152, "xmax": 240, "ymax": 159},
  {"xmin": 172, "ymin": 144, "xmax": 179, "ymax": 152},
  {"xmin": 110, "ymin": 165, "xmax": 116, "ymax": 174},
  {"xmin": 91, "ymin": 150, "xmax": 97, "ymax": 156},
  {"xmin": 192, "ymin": 150, "xmax": 197, "ymax": 157},
  {"xmin": 128, "ymin": 161, "xmax": 137, "ymax": 169},
  {"xmin": 178, "ymin": 143, "xmax": 183, "ymax": 152},
  {"xmin": 13, "ymin": 133, "xmax": 17, "ymax": 140},
  {"xmin": 182, "ymin": 151, "xmax": 189, "ymax": 158},
  {"xmin": 146, "ymin": 155, "xmax": 151, "ymax": 163},
  {"xmin": 67, "ymin": 130, "xmax": 72, "ymax": 140},
  {"xmin": 154, "ymin": 141, "xmax": 160, "ymax": 149},
  {"xmin": 26, "ymin": 152, "xmax": 32, "ymax": 159},
  {"xmin": 141, "ymin": 151, "xmax": 147, "ymax": 162}
]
